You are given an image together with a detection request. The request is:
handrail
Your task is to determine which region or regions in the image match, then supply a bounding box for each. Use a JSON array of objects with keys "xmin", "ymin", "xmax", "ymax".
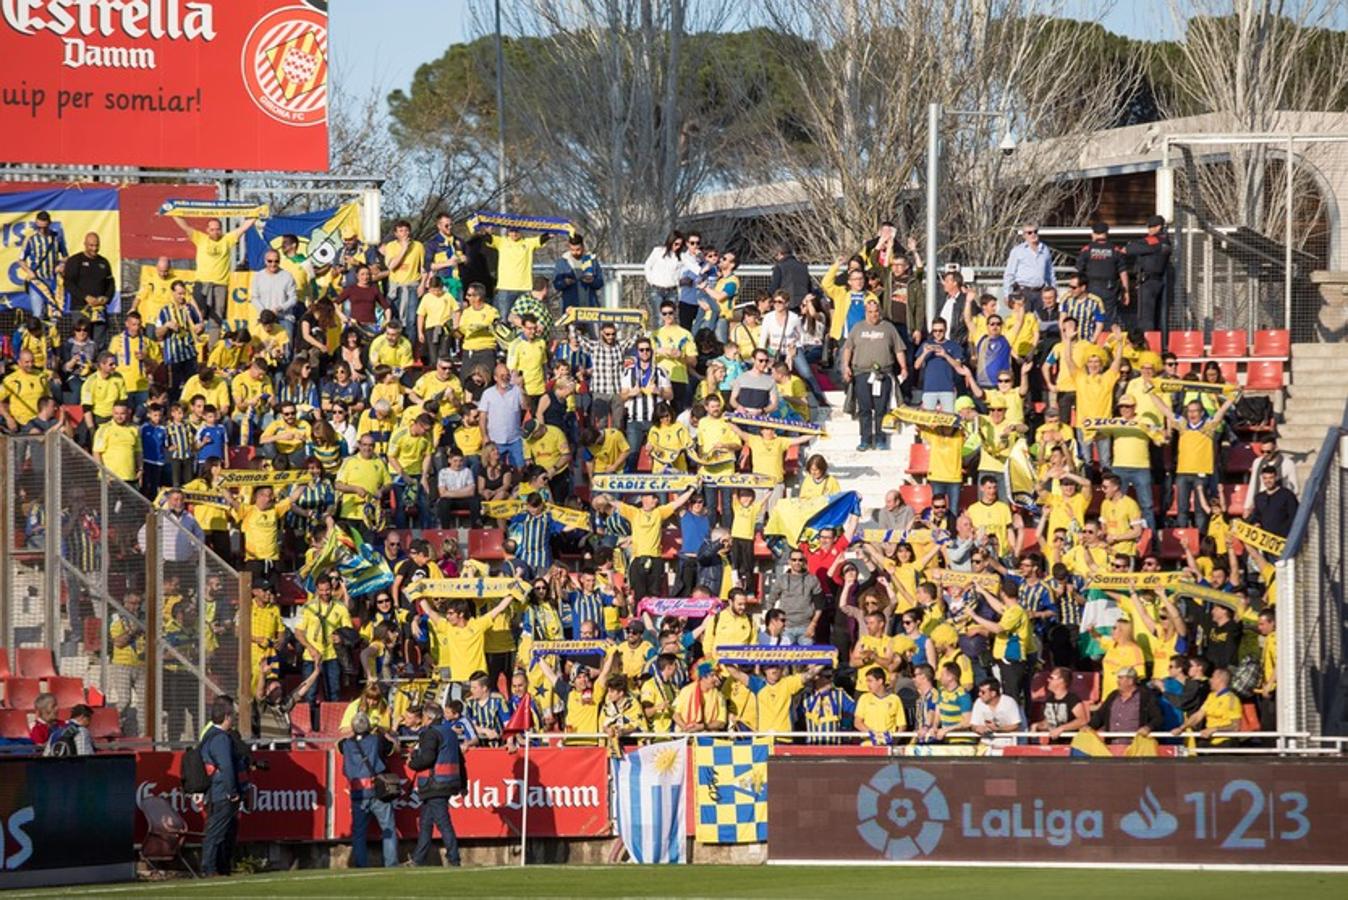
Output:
[{"xmin": 1281, "ymin": 400, "xmax": 1348, "ymax": 556}]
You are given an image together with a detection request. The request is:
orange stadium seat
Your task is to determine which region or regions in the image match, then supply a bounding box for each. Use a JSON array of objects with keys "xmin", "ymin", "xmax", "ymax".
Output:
[
  {"xmin": 47, "ymin": 677, "xmax": 86, "ymax": 709},
  {"xmin": 899, "ymin": 483, "xmax": 932, "ymax": 513},
  {"xmin": 0, "ymin": 649, "xmax": 8, "ymax": 680},
  {"xmin": 89, "ymin": 707, "xmax": 122, "ymax": 741},
  {"xmin": 905, "ymin": 444, "xmax": 929, "ymax": 478},
  {"xmin": 1252, "ymin": 329, "xmax": 1290, "ymax": 358},
  {"xmin": 468, "ymin": 528, "xmax": 506, "ymax": 561},
  {"xmin": 1167, "ymin": 330, "xmax": 1205, "ymax": 358},
  {"xmin": 1158, "ymin": 528, "xmax": 1198, "ymax": 561},
  {"xmin": 1143, "ymin": 331, "xmax": 1163, "ymax": 354},
  {"xmin": 1245, "ymin": 360, "xmax": 1285, "ymax": 391},
  {"xmin": 2, "ymin": 678, "xmax": 42, "ymax": 711},
  {"xmin": 15, "ymin": 648, "xmax": 56, "ymax": 679},
  {"xmin": 1208, "ymin": 329, "xmax": 1247, "ymax": 358},
  {"xmin": 0, "ymin": 709, "xmax": 30, "ymax": 740}
]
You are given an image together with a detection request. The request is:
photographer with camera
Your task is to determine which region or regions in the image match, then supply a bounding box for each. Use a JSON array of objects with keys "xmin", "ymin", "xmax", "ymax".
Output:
[
  {"xmin": 407, "ymin": 700, "xmax": 465, "ymax": 867},
  {"xmin": 340, "ymin": 712, "xmax": 399, "ymax": 868}
]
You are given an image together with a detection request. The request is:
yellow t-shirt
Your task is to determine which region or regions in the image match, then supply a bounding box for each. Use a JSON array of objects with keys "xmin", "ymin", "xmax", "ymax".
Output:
[
  {"xmin": 92, "ymin": 422, "xmax": 140, "ymax": 480},
  {"xmin": 412, "ymin": 372, "xmax": 462, "ymax": 410},
  {"xmin": 753, "ymin": 674, "xmax": 804, "ymax": 735},
  {"xmin": 387, "ymin": 428, "xmax": 432, "ymax": 476},
  {"xmin": 744, "ymin": 434, "xmax": 789, "ymax": 483},
  {"xmin": 135, "ymin": 270, "xmax": 181, "ymax": 326},
  {"xmin": 190, "ymin": 231, "xmax": 239, "ymax": 285},
  {"xmin": 1047, "ymin": 340, "xmax": 1097, "ymax": 394},
  {"xmin": 109, "ymin": 613, "xmax": 146, "ymax": 667},
  {"xmin": 107, "ymin": 333, "xmax": 161, "ymax": 394},
  {"xmin": 260, "ymin": 418, "xmax": 312, "ymax": 455},
  {"xmin": 1098, "ymin": 636, "xmax": 1147, "ymax": 699},
  {"xmin": 431, "ymin": 615, "xmax": 493, "ymax": 681},
  {"xmin": 639, "ymin": 677, "xmax": 678, "ymax": 734},
  {"xmin": 335, "ymin": 455, "xmax": 390, "ymax": 519},
  {"xmin": 924, "ymin": 428, "xmax": 965, "ymax": 484},
  {"xmin": 855, "ymin": 692, "xmax": 907, "ymax": 743},
  {"xmin": 379, "ymin": 239, "xmax": 425, "ymax": 286},
  {"xmin": 368, "ymin": 335, "xmax": 415, "ymax": 370},
  {"xmin": 454, "ymin": 425, "xmax": 484, "ymax": 458},
  {"xmin": 418, "ymin": 290, "xmax": 459, "ymax": 330},
  {"xmin": 179, "ymin": 374, "xmax": 230, "ymax": 413},
  {"xmin": 230, "ymin": 370, "xmax": 271, "ymax": 414},
  {"xmin": 1200, "ymin": 690, "xmax": 1244, "ymax": 743},
  {"xmin": 706, "ymin": 609, "xmax": 755, "ymax": 658},
  {"xmin": 588, "ymin": 429, "xmax": 630, "ymax": 474},
  {"xmin": 729, "ymin": 499, "xmax": 764, "ymax": 541},
  {"xmin": 646, "ymin": 422, "xmax": 691, "ymax": 471},
  {"xmin": 695, "ymin": 418, "xmax": 740, "ymax": 474},
  {"xmin": 487, "ymin": 234, "xmax": 543, "ymax": 292},
  {"xmin": 799, "ymin": 474, "xmax": 840, "ymax": 500},
  {"xmin": 618, "ymin": 501, "xmax": 675, "ymax": 559},
  {"xmin": 1101, "ymin": 495, "xmax": 1143, "ymax": 556},
  {"xmin": 300, "ymin": 599, "xmax": 353, "ymax": 662},
  {"xmin": 1064, "ymin": 543, "xmax": 1108, "ymax": 578},
  {"xmin": 1076, "ymin": 369, "xmax": 1120, "ymax": 427},
  {"xmin": 458, "ymin": 304, "xmax": 500, "ymax": 352},
  {"xmin": 2, "ymin": 369, "xmax": 50, "ymax": 425},
  {"xmin": 237, "ymin": 498, "xmax": 292, "ymax": 561},
  {"xmin": 1044, "ymin": 491, "xmax": 1089, "ymax": 541},
  {"xmin": 1176, "ymin": 419, "xmax": 1220, "ymax": 475},
  {"xmin": 1112, "ymin": 416, "xmax": 1163, "ymax": 470},
  {"xmin": 506, "ymin": 337, "xmax": 549, "ymax": 395},
  {"xmin": 966, "ymin": 500, "xmax": 1013, "ymax": 553},
  {"xmin": 992, "ymin": 603, "xmax": 1034, "ymax": 661},
  {"xmin": 81, "ymin": 373, "xmax": 127, "ymax": 418},
  {"xmin": 524, "ymin": 424, "xmax": 570, "ymax": 472},
  {"xmin": 653, "ymin": 325, "xmax": 696, "ymax": 384}
]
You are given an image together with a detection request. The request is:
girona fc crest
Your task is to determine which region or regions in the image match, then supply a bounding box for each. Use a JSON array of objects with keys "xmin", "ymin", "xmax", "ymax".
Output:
[{"xmin": 239, "ymin": 5, "xmax": 328, "ymax": 127}]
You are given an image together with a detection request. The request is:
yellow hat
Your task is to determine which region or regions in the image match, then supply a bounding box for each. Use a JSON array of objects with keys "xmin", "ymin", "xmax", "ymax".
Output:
[
  {"xmin": 891, "ymin": 635, "xmax": 918, "ymax": 656},
  {"xmin": 1138, "ymin": 350, "xmax": 1163, "ymax": 371},
  {"xmin": 932, "ymin": 623, "xmax": 959, "ymax": 647},
  {"xmin": 986, "ymin": 395, "xmax": 1008, "ymax": 410}
]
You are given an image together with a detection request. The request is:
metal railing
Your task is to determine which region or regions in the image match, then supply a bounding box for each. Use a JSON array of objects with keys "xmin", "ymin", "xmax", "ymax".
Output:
[{"xmin": 0, "ymin": 433, "xmax": 250, "ymax": 744}]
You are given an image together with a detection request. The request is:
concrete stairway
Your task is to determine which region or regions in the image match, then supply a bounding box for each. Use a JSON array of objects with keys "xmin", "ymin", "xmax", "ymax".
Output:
[
  {"xmin": 804, "ymin": 390, "xmax": 915, "ymax": 517},
  {"xmin": 1277, "ymin": 343, "xmax": 1348, "ymax": 485}
]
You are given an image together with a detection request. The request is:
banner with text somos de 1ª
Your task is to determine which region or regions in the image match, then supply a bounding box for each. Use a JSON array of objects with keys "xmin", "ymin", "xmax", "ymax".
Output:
[
  {"xmin": 768, "ymin": 758, "xmax": 1348, "ymax": 866},
  {"xmin": 0, "ymin": 1, "xmax": 329, "ymax": 171}
]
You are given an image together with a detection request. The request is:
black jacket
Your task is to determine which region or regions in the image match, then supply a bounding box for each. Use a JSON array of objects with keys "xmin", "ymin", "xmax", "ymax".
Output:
[
  {"xmin": 408, "ymin": 720, "xmax": 467, "ymax": 800},
  {"xmin": 1089, "ymin": 685, "xmax": 1166, "ymax": 733},
  {"xmin": 768, "ymin": 255, "xmax": 815, "ymax": 309}
]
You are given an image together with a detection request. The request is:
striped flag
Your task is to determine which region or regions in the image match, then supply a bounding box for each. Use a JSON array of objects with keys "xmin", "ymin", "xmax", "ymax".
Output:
[{"xmin": 614, "ymin": 739, "xmax": 688, "ymax": 864}]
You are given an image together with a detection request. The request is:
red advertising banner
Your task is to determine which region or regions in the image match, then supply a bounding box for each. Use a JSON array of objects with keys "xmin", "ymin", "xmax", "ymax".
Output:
[
  {"xmin": 331, "ymin": 747, "xmax": 611, "ymax": 840},
  {"xmin": 769, "ymin": 758, "xmax": 1348, "ymax": 866},
  {"xmin": 135, "ymin": 750, "xmax": 328, "ymax": 842},
  {"xmin": 0, "ymin": 1, "xmax": 329, "ymax": 171}
]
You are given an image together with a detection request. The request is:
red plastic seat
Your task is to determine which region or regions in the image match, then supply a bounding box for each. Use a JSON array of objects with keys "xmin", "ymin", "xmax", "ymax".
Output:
[
  {"xmin": 1159, "ymin": 527, "xmax": 1198, "ymax": 561},
  {"xmin": 1225, "ymin": 483, "xmax": 1249, "ymax": 516},
  {"xmin": 1252, "ymin": 329, "xmax": 1290, "ymax": 358},
  {"xmin": 228, "ymin": 446, "xmax": 257, "ymax": 470},
  {"xmin": 1029, "ymin": 670, "xmax": 1051, "ymax": 702},
  {"xmin": 1070, "ymin": 671, "xmax": 1101, "ymax": 704},
  {"xmin": 3, "ymin": 677, "xmax": 42, "ymax": 710},
  {"xmin": 635, "ymin": 444, "xmax": 653, "ymax": 473},
  {"xmin": 82, "ymin": 617, "xmax": 103, "ymax": 650},
  {"xmin": 419, "ymin": 528, "xmax": 451, "ymax": 558},
  {"xmin": 288, "ymin": 703, "xmax": 312, "ymax": 738},
  {"xmin": 47, "ymin": 676, "xmax": 85, "ymax": 709},
  {"xmin": 753, "ymin": 534, "xmax": 772, "ymax": 559},
  {"xmin": 277, "ymin": 574, "xmax": 307, "ymax": 605},
  {"xmin": 89, "ymin": 706, "xmax": 122, "ymax": 741},
  {"xmin": 0, "ymin": 649, "xmax": 8, "ymax": 680},
  {"xmin": 1208, "ymin": 329, "xmax": 1247, "ymax": 358},
  {"xmin": 468, "ymin": 528, "xmax": 505, "ymax": 561},
  {"xmin": 660, "ymin": 529, "xmax": 680, "ymax": 560},
  {"xmin": 906, "ymin": 444, "xmax": 930, "ymax": 478},
  {"xmin": 0, "ymin": 709, "xmax": 29, "ymax": 739},
  {"xmin": 899, "ymin": 483, "xmax": 932, "ymax": 513},
  {"xmin": 63, "ymin": 404, "xmax": 84, "ymax": 426},
  {"xmin": 1224, "ymin": 443, "xmax": 1257, "ymax": 477},
  {"xmin": 1167, "ymin": 330, "xmax": 1205, "ymax": 358},
  {"xmin": 1135, "ymin": 529, "xmax": 1153, "ymax": 558},
  {"xmin": 1143, "ymin": 331, "xmax": 1163, "ymax": 354},
  {"xmin": 1245, "ymin": 360, "xmax": 1285, "ymax": 391},
  {"xmin": 15, "ymin": 648, "xmax": 56, "ymax": 679},
  {"xmin": 319, "ymin": 701, "xmax": 348, "ymax": 735}
]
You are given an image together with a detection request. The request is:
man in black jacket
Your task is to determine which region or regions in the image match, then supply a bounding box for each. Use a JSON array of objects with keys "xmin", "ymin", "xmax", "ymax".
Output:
[
  {"xmin": 1251, "ymin": 467, "xmax": 1298, "ymax": 538},
  {"xmin": 407, "ymin": 701, "xmax": 465, "ymax": 867},
  {"xmin": 1089, "ymin": 666, "xmax": 1165, "ymax": 744},
  {"xmin": 768, "ymin": 243, "xmax": 814, "ymax": 311}
]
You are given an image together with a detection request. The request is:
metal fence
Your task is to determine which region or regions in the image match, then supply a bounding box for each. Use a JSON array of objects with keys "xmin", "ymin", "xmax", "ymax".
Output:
[
  {"xmin": 0, "ymin": 433, "xmax": 248, "ymax": 744},
  {"xmin": 1278, "ymin": 402, "xmax": 1348, "ymax": 738},
  {"xmin": 1167, "ymin": 136, "xmax": 1348, "ymax": 342}
]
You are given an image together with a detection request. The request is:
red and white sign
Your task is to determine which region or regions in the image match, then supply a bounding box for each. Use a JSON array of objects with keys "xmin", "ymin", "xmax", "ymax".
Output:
[
  {"xmin": 0, "ymin": 1, "xmax": 328, "ymax": 171},
  {"xmin": 332, "ymin": 747, "xmax": 611, "ymax": 840},
  {"xmin": 135, "ymin": 750, "xmax": 328, "ymax": 842}
]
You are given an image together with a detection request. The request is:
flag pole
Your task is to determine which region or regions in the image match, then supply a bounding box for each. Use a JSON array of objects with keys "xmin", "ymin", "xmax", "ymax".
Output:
[{"xmin": 518, "ymin": 732, "xmax": 530, "ymax": 866}]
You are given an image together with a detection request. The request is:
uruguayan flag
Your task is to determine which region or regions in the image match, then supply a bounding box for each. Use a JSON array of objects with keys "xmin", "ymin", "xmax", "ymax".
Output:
[{"xmin": 614, "ymin": 738, "xmax": 687, "ymax": 864}]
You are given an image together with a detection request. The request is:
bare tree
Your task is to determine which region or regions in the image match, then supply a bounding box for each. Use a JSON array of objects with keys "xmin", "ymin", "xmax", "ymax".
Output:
[
  {"xmin": 741, "ymin": 0, "xmax": 1143, "ymax": 265},
  {"xmin": 468, "ymin": 0, "xmax": 735, "ymax": 259}
]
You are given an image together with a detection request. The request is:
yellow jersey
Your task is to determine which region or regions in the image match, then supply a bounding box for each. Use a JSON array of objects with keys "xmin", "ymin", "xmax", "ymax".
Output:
[
  {"xmin": 237, "ymin": 498, "xmax": 293, "ymax": 561},
  {"xmin": 107, "ymin": 333, "xmax": 161, "ymax": 393},
  {"xmin": 458, "ymin": 304, "xmax": 500, "ymax": 352},
  {"xmin": 80, "ymin": 372, "xmax": 127, "ymax": 418},
  {"xmin": 1100, "ymin": 495, "xmax": 1144, "ymax": 556},
  {"xmin": 379, "ymin": 239, "xmax": 425, "ymax": 286},
  {"xmin": 430, "ymin": 615, "xmax": 493, "ymax": 681},
  {"xmin": 966, "ymin": 500, "xmax": 1013, "ymax": 553},
  {"xmin": 743, "ymin": 434, "xmax": 789, "ymax": 483},
  {"xmin": 190, "ymin": 230, "xmax": 238, "ymax": 285},
  {"xmin": 524, "ymin": 424, "xmax": 570, "ymax": 472},
  {"xmin": 855, "ymin": 692, "xmax": 907, "ymax": 743},
  {"xmin": 92, "ymin": 421, "xmax": 140, "ymax": 480},
  {"xmin": 2, "ymin": 369, "xmax": 50, "ymax": 425},
  {"xmin": 300, "ymin": 599, "xmax": 352, "ymax": 662}
]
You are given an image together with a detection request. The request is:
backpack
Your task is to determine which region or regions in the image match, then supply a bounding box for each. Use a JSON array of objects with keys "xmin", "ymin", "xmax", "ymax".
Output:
[
  {"xmin": 43, "ymin": 723, "xmax": 77, "ymax": 757},
  {"xmin": 181, "ymin": 744, "xmax": 212, "ymax": 794}
]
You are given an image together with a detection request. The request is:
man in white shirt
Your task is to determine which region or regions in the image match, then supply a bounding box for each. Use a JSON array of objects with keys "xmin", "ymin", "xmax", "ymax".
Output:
[
  {"xmin": 970, "ymin": 677, "xmax": 1025, "ymax": 747},
  {"xmin": 435, "ymin": 450, "xmax": 480, "ymax": 527}
]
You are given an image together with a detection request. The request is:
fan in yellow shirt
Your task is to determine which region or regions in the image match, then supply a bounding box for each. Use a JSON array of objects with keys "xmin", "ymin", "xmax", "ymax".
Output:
[
  {"xmin": 485, "ymin": 229, "xmax": 548, "ymax": 294},
  {"xmin": 854, "ymin": 666, "xmax": 907, "ymax": 744},
  {"xmin": 107, "ymin": 314, "xmax": 162, "ymax": 396},
  {"xmin": 92, "ymin": 404, "xmax": 141, "ymax": 482},
  {"xmin": 229, "ymin": 485, "xmax": 293, "ymax": 562},
  {"xmin": 1173, "ymin": 667, "xmax": 1243, "ymax": 744},
  {"xmin": 505, "ymin": 316, "xmax": 549, "ymax": 397},
  {"xmin": 421, "ymin": 595, "xmax": 514, "ymax": 682},
  {"xmin": 368, "ymin": 321, "xmax": 416, "ymax": 370},
  {"xmin": 616, "ymin": 486, "xmax": 697, "ymax": 560}
]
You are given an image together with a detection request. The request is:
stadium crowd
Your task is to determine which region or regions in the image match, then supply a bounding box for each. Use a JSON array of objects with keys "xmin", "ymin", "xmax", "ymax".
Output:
[{"xmin": 0, "ymin": 210, "xmax": 1295, "ymax": 756}]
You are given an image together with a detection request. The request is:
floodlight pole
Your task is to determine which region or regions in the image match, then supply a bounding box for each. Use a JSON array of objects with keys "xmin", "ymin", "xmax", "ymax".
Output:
[{"xmin": 494, "ymin": 0, "xmax": 508, "ymax": 213}]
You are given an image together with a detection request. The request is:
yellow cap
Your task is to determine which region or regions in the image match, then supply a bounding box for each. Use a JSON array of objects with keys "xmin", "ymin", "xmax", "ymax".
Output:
[
  {"xmin": 891, "ymin": 635, "xmax": 918, "ymax": 656},
  {"xmin": 932, "ymin": 623, "xmax": 960, "ymax": 647}
]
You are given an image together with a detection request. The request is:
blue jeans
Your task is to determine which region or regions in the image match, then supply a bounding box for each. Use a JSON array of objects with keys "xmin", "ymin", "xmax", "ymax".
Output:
[
  {"xmin": 931, "ymin": 480, "xmax": 962, "ymax": 517},
  {"xmin": 649, "ymin": 287, "xmax": 677, "ymax": 325},
  {"xmin": 391, "ymin": 284, "xmax": 419, "ymax": 327},
  {"xmin": 413, "ymin": 795, "xmax": 461, "ymax": 866},
  {"xmin": 703, "ymin": 485, "xmax": 734, "ymax": 527},
  {"xmin": 922, "ymin": 391, "xmax": 956, "ymax": 412},
  {"xmin": 351, "ymin": 796, "xmax": 397, "ymax": 868},
  {"xmin": 201, "ymin": 798, "xmax": 240, "ymax": 877},
  {"xmin": 495, "ymin": 289, "xmax": 522, "ymax": 319},
  {"xmin": 495, "ymin": 438, "xmax": 524, "ymax": 469},
  {"xmin": 1114, "ymin": 466, "xmax": 1156, "ymax": 531},
  {"xmin": 1175, "ymin": 474, "xmax": 1208, "ymax": 532},
  {"xmin": 692, "ymin": 302, "xmax": 719, "ymax": 339},
  {"xmin": 624, "ymin": 421, "xmax": 652, "ymax": 473},
  {"xmin": 783, "ymin": 625, "xmax": 811, "ymax": 645},
  {"xmin": 303, "ymin": 658, "xmax": 341, "ymax": 704}
]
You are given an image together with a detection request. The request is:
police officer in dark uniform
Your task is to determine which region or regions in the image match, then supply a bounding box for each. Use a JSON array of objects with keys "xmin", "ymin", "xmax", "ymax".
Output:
[
  {"xmin": 1125, "ymin": 215, "xmax": 1172, "ymax": 333},
  {"xmin": 1076, "ymin": 221, "xmax": 1129, "ymax": 327},
  {"xmin": 408, "ymin": 700, "xmax": 465, "ymax": 866}
]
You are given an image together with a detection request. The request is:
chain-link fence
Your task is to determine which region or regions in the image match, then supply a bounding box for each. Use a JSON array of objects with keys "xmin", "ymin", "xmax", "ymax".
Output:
[
  {"xmin": 1169, "ymin": 137, "xmax": 1348, "ymax": 342},
  {"xmin": 0, "ymin": 432, "xmax": 248, "ymax": 745},
  {"xmin": 1278, "ymin": 404, "xmax": 1348, "ymax": 740}
]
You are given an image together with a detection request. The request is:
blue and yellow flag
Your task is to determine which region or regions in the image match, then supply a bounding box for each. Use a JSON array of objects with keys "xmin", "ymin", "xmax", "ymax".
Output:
[
  {"xmin": 243, "ymin": 201, "xmax": 360, "ymax": 271},
  {"xmin": 0, "ymin": 187, "xmax": 121, "ymax": 314},
  {"xmin": 764, "ymin": 490, "xmax": 860, "ymax": 547},
  {"xmin": 694, "ymin": 736, "xmax": 768, "ymax": 844}
]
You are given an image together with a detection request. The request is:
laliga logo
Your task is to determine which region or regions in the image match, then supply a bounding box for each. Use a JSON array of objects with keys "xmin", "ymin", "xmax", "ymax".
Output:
[
  {"xmin": 240, "ymin": 4, "xmax": 328, "ymax": 127},
  {"xmin": 856, "ymin": 763, "xmax": 948, "ymax": 860}
]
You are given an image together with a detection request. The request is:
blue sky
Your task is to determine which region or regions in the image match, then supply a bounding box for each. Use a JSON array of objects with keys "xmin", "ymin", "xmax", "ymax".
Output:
[{"xmin": 329, "ymin": 0, "xmax": 1177, "ymax": 122}]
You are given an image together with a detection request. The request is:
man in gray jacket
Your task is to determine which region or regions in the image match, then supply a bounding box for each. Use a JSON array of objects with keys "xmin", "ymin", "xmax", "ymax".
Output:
[{"xmin": 767, "ymin": 549, "xmax": 823, "ymax": 644}]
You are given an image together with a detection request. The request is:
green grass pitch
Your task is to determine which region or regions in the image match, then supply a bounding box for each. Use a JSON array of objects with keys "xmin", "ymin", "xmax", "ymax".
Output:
[{"xmin": 9, "ymin": 864, "xmax": 1348, "ymax": 898}]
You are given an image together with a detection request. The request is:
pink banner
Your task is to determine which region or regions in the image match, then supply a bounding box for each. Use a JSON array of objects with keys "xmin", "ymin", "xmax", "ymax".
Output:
[{"xmin": 638, "ymin": 597, "xmax": 721, "ymax": 618}]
